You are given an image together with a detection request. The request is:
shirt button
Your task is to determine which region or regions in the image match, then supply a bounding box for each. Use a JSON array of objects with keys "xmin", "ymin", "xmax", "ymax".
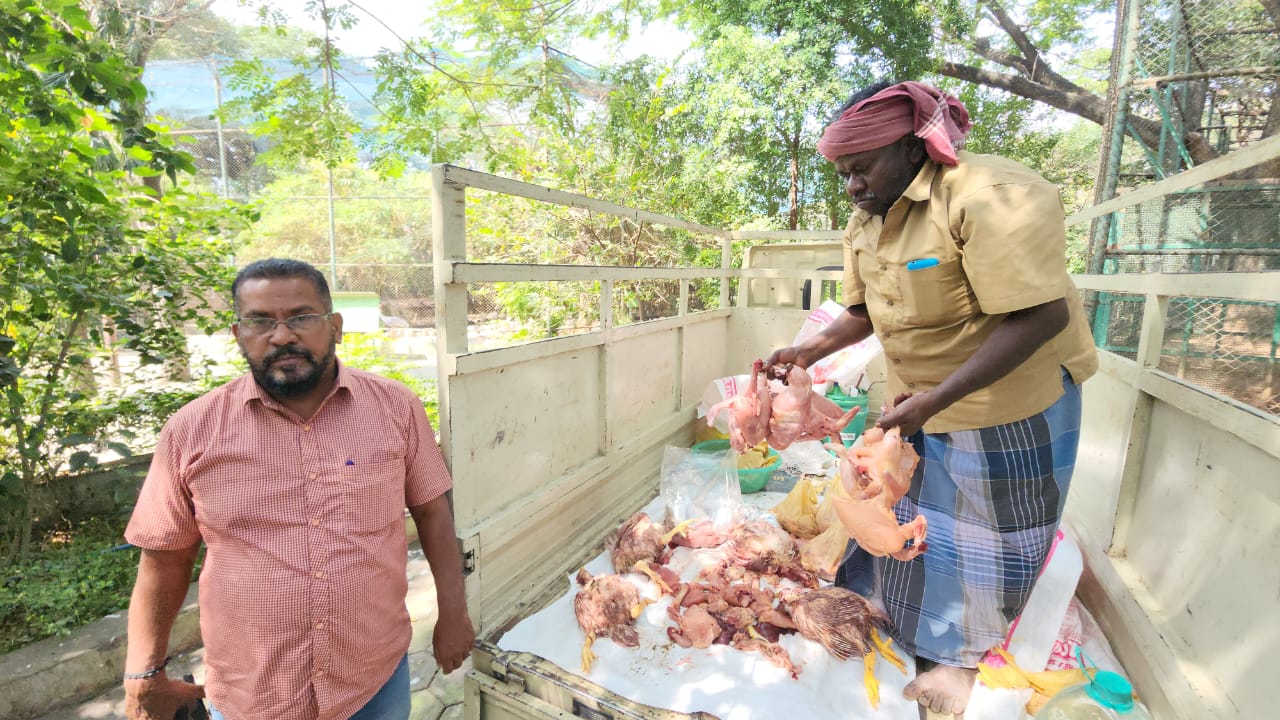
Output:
[
  {"xmin": 313, "ymin": 571, "xmax": 325, "ymax": 579},
  {"xmin": 307, "ymin": 472, "xmax": 317, "ymax": 480},
  {"xmin": 886, "ymin": 299, "xmax": 894, "ymax": 306},
  {"xmin": 314, "ymin": 670, "xmax": 325, "ymax": 678},
  {"xmin": 893, "ymin": 358, "xmax": 901, "ymax": 364},
  {"xmin": 315, "ymin": 622, "xmax": 325, "ymax": 630},
  {"xmin": 880, "ymin": 265, "xmax": 887, "ymax": 271},
  {"xmin": 908, "ymin": 383, "xmax": 916, "ymax": 389},
  {"xmin": 310, "ymin": 519, "xmax": 320, "ymax": 527},
  {"xmin": 302, "ymin": 425, "xmax": 312, "ymax": 432}
]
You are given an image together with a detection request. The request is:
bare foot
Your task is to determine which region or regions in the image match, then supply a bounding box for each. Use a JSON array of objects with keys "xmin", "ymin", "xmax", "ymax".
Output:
[{"xmin": 903, "ymin": 659, "xmax": 977, "ymax": 717}]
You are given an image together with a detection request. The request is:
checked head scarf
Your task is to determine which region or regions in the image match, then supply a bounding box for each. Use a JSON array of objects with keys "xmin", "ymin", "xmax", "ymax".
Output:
[{"xmin": 817, "ymin": 81, "xmax": 972, "ymax": 166}]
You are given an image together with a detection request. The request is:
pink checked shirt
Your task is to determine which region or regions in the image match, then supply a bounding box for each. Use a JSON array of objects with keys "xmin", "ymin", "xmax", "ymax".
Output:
[{"xmin": 126, "ymin": 364, "xmax": 452, "ymax": 720}]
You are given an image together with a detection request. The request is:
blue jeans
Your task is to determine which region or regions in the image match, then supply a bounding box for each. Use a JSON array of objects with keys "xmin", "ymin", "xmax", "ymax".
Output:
[{"xmin": 210, "ymin": 654, "xmax": 410, "ymax": 720}]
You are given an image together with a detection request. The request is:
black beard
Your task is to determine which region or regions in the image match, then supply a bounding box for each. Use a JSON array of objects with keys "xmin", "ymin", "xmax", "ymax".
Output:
[{"xmin": 246, "ymin": 344, "xmax": 335, "ymax": 399}]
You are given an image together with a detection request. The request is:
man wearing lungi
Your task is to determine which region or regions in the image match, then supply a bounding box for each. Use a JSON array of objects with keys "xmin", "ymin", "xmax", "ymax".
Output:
[{"xmin": 765, "ymin": 80, "xmax": 1097, "ymax": 715}]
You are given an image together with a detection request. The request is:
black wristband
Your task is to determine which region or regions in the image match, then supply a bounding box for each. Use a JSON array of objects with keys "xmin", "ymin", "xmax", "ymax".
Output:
[{"xmin": 124, "ymin": 656, "xmax": 169, "ymax": 680}]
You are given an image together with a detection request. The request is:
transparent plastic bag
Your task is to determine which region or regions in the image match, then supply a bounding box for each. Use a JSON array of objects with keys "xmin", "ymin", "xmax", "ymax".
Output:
[{"xmin": 660, "ymin": 445, "xmax": 744, "ymax": 528}]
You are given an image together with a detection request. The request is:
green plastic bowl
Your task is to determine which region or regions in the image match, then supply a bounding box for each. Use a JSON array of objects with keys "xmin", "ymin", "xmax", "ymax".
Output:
[
  {"xmin": 690, "ymin": 439, "xmax": 782, "ymax": 494},
  {"xmin": 826, "ymin": 388, "xmax": 870, "ymax": 447}
]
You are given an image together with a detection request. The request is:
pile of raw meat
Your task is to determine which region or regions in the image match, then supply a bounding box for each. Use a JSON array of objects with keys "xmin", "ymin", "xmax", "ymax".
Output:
[{"xmin": 573, "ymin": 510, "xmax": 909, "ymax": 708}]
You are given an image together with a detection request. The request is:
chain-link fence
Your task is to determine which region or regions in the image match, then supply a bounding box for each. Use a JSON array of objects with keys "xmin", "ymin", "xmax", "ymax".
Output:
[
  {"xmin": 1090, "ymin": 291, "xmax": 1279, "ymax": 414},
  {"xmin": 1091, "ymin": 0, "xmax": 1279, "ymax": 415}
]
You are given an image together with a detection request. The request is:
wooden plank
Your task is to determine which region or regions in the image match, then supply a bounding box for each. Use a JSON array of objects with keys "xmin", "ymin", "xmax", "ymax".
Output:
[
  {"xmin": 1072, "ymin": 272, "xmax": 1280, "ymax": 302},
  {"xmin": 738, "ymin": 268, "xmax": 844, "ymax": 280},
  {"xmin": 719, "ymin": 235, "xmax": 733, "ymax": 308},
  {"xmin": 1065, "ymin": 133, "xmax": 1280, "ymax": 227},
  {"xmin": 1072, "ymin": 538, "xmax": 1236, "ymax": 720},
  {"xmin": 462, "ymin": 409, "xmax": 692, "ymax": 541},
  {"xmin": 732, "ymin": 230, "xmax": 846, "ymax": 241},
  {"xmin": 451, "ymin": 262, "xmax": 726, "ymax": 283},
  {"xmin": 437, "ymin": 164, "xmax": 726, "ymax": 237},
  {"xmin": 1096, "ymin": 349, "xmax": 1139, "ymax": 385},
  {"xmin": 1140, "ymin": 369, "xmax": 1280, "ymax": 459},
  {"xmin": 599, "ymin": 279, "xmax": 613, "ymax": 455},
  {"xmin": 1111, "ymin": 294, "xmax": 1165, "ymax": 552},
  {"xmin": 432, "ymin": 167, "xmax": 469, "ymax": 466},
  {"xmin": 453, "ymin": 334, "xmax": 605, "ymax": 376},
  {"xmin": 447, "ymin": 310, "xmax": 731, "ymax": 376}
]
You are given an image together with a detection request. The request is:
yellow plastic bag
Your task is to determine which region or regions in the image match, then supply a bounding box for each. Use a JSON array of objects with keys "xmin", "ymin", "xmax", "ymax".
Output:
[
  {"xmin": 977, "ymin": 647, "xmax": 1089, "ymax": 715},
  {"xmin": 771, "ymin": 475, "xmax": 823, "ymax": 539},
  {"xmin": 814, "ymin": 474, "xmax": 841, "ymax": 533}
]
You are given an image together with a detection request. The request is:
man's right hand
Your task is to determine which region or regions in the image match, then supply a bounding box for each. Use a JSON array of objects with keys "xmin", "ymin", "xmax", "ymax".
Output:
[
  {"xmin": 763, "ymin": 346, "xmax": 809, "ymax": 381},
  {"xmin": 124, "ymin": 674, "xmax": 205, "ymax": 720}
]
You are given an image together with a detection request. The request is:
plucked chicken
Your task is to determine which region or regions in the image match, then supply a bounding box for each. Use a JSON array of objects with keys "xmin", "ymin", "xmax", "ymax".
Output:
[
  {"xmin": 574, "ymin": 568, "xmax": 646, "ymax": 672},
  {"xmin": 829, "ymin": 426, "xmax": 928, "ymax": 561},
  {"xmin": 706, "ymin": 359, "xmax": 771, "ymax": 452},
  {"xmin": 767, "ymin": 365, "xmax": 860, "ymax": 449}
]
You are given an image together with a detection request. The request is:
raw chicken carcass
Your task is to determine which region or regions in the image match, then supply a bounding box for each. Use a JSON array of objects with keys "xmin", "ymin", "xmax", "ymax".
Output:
[
  {"xmin": 608, "ymin": 511, "xmax": 668, "ymax": 573},
  {"xmin": 706, "ymin": 359, "xmax": 771, "ymax": 452},
  {"xmin": 573, "ymin": 568, "xmax": 646, "ymax": 672},
  {"xmin": 830, "ymin": 427, "xmax": 928, "ymax": 561},
  {"xmin": 724, "ymin": 519, "xmax": 818, "ymax": 587},
  {"xmin": 785, "ymin": 586, "xmax": 888, "ymax": 660},
  {"xmin": 785, "ymin": 586, "xmax": 907, "ymax": 709},
  {"xmin": 848, "ymin": 426, "xmax": 917, "ymax": 500},
  {"xmin": 767, "ymin": 365, "xmax": 861, "ymax": 450},
  {"xmin": 664, "ymin": 519, "xmax": 729, "ymax": 549}
]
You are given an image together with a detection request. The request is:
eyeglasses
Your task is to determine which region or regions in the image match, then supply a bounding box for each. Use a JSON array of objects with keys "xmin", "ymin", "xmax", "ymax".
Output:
[{"xmin": 236, "ymin": 313, "xmax": 332, "ymax": 335}]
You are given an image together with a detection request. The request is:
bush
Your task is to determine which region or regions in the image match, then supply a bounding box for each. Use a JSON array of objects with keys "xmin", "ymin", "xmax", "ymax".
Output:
[{"xmin": 0, "ymin": 517, "xmax": 202, "ymax": 654}]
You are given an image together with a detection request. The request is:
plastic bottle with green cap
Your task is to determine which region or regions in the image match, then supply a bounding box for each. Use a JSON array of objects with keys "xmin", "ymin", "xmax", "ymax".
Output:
[{"xmin": 1035, "ymin": 651, "xmax": 1153, "ymax": 720}]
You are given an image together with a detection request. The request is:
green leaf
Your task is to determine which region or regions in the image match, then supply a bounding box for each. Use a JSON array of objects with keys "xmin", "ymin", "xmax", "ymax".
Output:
[
  {"xmin": 60, "ymin": 237, "xmax": 80, "ymax": 262},
  {"xmin": 68, "ymin": 451, "xmax": 96, "ymax": 472}
]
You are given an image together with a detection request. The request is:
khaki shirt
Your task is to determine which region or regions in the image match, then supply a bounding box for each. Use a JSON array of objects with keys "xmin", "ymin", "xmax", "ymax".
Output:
[{"xmin": 843, "ymin": 150, "xmax": 1097, "ymax": 432}]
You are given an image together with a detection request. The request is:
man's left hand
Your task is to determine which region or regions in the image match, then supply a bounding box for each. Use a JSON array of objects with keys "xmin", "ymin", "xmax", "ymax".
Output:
[
  {"xmin": 876, "ymin": 392, "xmax": 942, "ymax": 437},
  {"xmin": 432, "ymin": 610, "xmax": 476, "ymax": 674}
]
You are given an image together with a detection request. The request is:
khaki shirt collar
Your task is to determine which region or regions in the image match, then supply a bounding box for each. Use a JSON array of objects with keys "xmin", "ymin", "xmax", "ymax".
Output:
[{"xmin": 848, "ymin": 158, "xmax": 940, "ymax": 227}]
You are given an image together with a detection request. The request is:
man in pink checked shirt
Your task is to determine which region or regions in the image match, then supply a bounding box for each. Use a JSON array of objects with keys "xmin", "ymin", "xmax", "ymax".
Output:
[{"xmin": 123, "ymin": 258, "xmax": 474, "ymax": 720}]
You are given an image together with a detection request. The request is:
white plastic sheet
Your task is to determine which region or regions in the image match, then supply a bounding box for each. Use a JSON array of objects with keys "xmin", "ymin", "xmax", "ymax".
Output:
[{"xmin": 497, "ymin": 494, "xmax": 920, "ymax": 720}]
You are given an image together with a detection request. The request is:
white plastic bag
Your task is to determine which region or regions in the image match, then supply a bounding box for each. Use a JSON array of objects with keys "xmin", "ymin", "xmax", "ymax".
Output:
[
  {"xmin": 792, "ymin": 299, "xmax": 882, "ymax": 392},
  {"xmin": 1003, "ymin": 528, "xmax": 1083, "ymax": 671},
  {"xmin": 660, "ymin": 445, "xmax": 744, "ymax": 528},
  {"xmin": 697, "ymin": 374, "xmax": 751, "ymax": 433}
]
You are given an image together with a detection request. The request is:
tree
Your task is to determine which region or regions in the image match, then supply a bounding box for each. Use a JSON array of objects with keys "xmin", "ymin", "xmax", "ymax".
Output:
[
  {"xmin": 0, "ymin": 0, "xmax": 253, "ymax": 559},
  {"xmin": 664, "ymin": 0, "xmax": 1277, "ymax": 169}
]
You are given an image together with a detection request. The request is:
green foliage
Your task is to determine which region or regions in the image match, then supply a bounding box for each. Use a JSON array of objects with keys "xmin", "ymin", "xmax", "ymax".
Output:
[
  {"xmin": 338, "ymin": 332, "xmax": 439, "ymax": 429},
  {"xmin": 239, "ymin": 163, "xmax": 433, "ymax": 264},
  {"xmin": 1, "ymin": 0, "xmax": 254, "ymax": 559},
  {"xmin": 0, "ymin": 517, "xmax": 203, "ymax": 654}
]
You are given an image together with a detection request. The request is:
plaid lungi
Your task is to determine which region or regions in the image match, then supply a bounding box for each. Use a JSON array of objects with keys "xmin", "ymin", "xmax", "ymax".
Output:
[{"xmin": 837, "ymin": 369, "xmax": 1083, "ymax": 666}]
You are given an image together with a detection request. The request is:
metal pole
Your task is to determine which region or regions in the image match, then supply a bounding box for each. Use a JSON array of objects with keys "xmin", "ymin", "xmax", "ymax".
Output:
[
  {"xmin": 210, "ymin": 58, "xmax": 228, "ymax": 198},
  {"xmin": 327, "ymin": 164, "xmax": 338, "ymax": 290},
  {"xmin": 1088, "ymin": 0, "xmax": 1143, "ymax": 277}
]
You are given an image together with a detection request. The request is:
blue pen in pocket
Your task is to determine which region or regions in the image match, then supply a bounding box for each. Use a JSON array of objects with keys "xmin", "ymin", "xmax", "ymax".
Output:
[{"xmin": 906, "ymin": 257, "xmax": 940, "ymax": 271}]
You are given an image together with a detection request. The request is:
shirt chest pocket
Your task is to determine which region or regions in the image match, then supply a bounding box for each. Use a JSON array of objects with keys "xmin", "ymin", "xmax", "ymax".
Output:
[
  {"xmin": 340, "ymin": 458, "xmax": 406, "ymax": 533},
  {"xmin": 898, "ymin": 257, "xmax": 975, "ymax": 327}
]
